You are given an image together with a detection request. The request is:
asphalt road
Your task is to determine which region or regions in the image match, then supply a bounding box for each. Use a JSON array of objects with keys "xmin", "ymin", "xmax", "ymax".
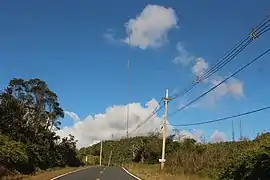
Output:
[{"xmin": 54, "ymin": 166, "xmax": 139, "ymax": 180}]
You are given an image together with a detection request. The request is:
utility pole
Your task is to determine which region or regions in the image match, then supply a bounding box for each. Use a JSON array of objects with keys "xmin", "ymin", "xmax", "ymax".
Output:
[
  {"xmin": 99, "ymin": 140, "xmax": 103, "ymax": 166},
  {"xmin": 159, "ymin": 89, "xmax": 170, "ymax": 170}
]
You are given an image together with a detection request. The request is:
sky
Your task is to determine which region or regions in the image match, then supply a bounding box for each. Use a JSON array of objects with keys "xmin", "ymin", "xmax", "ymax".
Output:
[{"xmin": 1, "ymin": 0, "xmax": 270, "ymax": 148}]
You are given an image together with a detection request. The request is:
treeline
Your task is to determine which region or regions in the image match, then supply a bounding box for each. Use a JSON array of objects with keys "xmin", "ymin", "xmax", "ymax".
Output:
[
  {"xmin": 80, "ymin": 132, "xmax": 270, "ymax": 179},
  {"xmin": 0, "ymin": 78, "xmax": 83, "ymax": 177}
]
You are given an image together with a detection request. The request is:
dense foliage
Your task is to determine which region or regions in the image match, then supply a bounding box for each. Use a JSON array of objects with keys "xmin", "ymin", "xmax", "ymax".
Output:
[
  {"xmin": 0, "ymin": 78, "xmax": 83, "ymax": 177},
  {"xmin": 80, "ymin": 132, "xmax": 270, "ymax": 179}
]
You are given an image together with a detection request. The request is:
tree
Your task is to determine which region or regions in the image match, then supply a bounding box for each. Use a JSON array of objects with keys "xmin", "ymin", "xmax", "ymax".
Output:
[
  {"xmin": 0, "ymin": 78, "xmax": 82, "ymax": 176},
  {"xmin": 8, "ymin": 78, "xmax": 64, "ymax": 131}
]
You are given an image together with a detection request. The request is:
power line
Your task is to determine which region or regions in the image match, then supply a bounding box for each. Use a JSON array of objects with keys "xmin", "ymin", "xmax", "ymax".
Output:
[
  {"xmin": 130, "ymin": 100, "xmax": 165, "ymax": 135},
  {"xmin": 169, "ymin": 48, "xmax": 270, "ymax": 117},
  {"xmin": 153, "ymin": 97, "xmax": 164, "ymax": 112},
  {"xmin": 133, "ymin": 98, "xmax": 164, "ymax": 136},
  {"xmin": 171, "ymin": 15, "xmax": 270, "ymax": 101},
  {"xmin": 172, "ymin": 23, "xmax": 269, "ymax": 102},
  {"xmin": 193, "ymin": 17, "xmax": 270, "ymax": 84},
  {"xmin": 172, "ymin": 16, "xmax": 270, "ymax": 100},
  {"xmin": 130, "ymin": 26, "xmax": 270, "ymax": 135},
  {"xmin": 129, "ymin": 15, "xmax": 270, "ymax": 135},
  {"xmin": 129, "ymin": 97, "xmax": 165, "ymax": 135},
  {"xmin": 171, "ymin": 38, "xmax": 250, "ymax": 100},
  {"xmin": 170, "ymin": 105, "xmax": 270, "ymax": 127}
]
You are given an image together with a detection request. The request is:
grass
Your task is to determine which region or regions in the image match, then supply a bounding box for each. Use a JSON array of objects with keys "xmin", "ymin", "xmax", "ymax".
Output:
[
  {"xmin": 1, "ymin": 166, "xmax": 87, "ymax": 180},
  {"xmin": 124, "ymin": 164, "xmax": 211, "ymax": 180}
]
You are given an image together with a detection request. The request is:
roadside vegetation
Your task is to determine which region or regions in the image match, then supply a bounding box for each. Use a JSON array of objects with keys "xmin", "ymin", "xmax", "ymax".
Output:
[
  {"xmin": 124, "ymin": 163, "xmax": 210, "ymax": 180},
  {"xmin": 80, "ymin": 132, "xmax": 270, "ymax": 179},
  {"xmin": 1, "ymin": 166, "xmax": 85, "ymax": 180},
  {"xmin": 0, "ymin": 78, "xmax": 84, "ymax": 179}
]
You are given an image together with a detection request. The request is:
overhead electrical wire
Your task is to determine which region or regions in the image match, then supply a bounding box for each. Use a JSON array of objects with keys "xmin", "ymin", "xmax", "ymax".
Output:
[
  {"xmin": 129, "ymin": 98, "xmax": 165, "ymax": 135},
  {"xmin": 193, "ymin": 17, "xmax": 270, "ymax": 83},
  {"xmin": 171, "ymin": 15, "xmax": 270, "ymax": 100},
  {"xmin": 171, "ymin": 15, "xmax": 270, "ymax": 101},
  {"xmin": 169, "ymin": 48, "xmax": 270, "ymax": 117},
  {"xmin": 171, "ymin": 38, "xmax": 250, "ymax": 100},
  {"xmin": 129, "ymin": 15, "xmax": 270, "ymax": 135},
  {"xmin": 171, "ymin": 105, "xmax": 270, "ymax": 127},
  {"xmin": 153, "ymin": 97, "xmax": 164, "ymax": 112}
]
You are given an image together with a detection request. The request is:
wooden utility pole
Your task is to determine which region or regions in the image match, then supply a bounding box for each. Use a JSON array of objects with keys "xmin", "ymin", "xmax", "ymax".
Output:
[
  {"xmin": 159, "ymin": 89, "xmax": 170, "ymax": 170},
  {"xmin": 99, "ymin": 140, "xmax": 103, "ymax": 166}
]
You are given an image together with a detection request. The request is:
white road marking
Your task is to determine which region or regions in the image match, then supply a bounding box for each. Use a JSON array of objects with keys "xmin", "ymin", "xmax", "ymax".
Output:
[
  {"xmin": 50, "ymin": 166, "xmax": 92, "ymax": 180},
  {"xmin": 122, "ymin": 167, "xmax": 141, "ymax": 180}
]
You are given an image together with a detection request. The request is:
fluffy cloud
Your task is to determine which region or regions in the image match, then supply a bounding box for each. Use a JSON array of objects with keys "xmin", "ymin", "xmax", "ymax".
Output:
[
  {"xmin": 59, "ymin": 99, "xmax": 228, "ymax": 147},
  {"xmin": 210, "ymin": 130, "xmax": 227, "ymax": 143},
  {"xmin": 124, "ymin": 5, "xmax": 178, "ymax": 49},
  {"xmin": 56, "ymin": 99, "xmax": 174, "ymax": 148}
]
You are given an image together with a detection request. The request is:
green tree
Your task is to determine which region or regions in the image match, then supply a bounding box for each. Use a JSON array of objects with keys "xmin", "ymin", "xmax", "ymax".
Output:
[{"xmin": 0, "ymin": 78, "xmax": 82, "ymax": 177}]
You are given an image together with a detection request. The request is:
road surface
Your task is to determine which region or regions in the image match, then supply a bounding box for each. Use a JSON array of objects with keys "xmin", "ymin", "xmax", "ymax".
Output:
[{"xmin": 54, "ymin": 166, "xmax": 139, "ymax": 180}]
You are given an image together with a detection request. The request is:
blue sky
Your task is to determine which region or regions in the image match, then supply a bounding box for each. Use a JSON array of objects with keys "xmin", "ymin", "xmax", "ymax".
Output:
[{"xmin": 0, "ymin": 1, "xmax": 270, "ymax": 146}]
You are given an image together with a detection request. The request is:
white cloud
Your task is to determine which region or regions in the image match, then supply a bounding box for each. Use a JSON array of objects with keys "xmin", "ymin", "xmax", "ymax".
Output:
[
  {"xmin": 210, "ymin": 130, "xmax": 227, "ymax": 143},
  {"xmin": 124, "ymin": 5, "xmax": 178, "ymax": 49},
  {"xmin": 56, "ymin": 99, "xmax": 174, "ymax": 148},
  {"xmin": 60, "ymin": 102, "xmax": 228, "ymax": 147},
  {"xmin": 173, "ymin": 43, "xmax": 195, "ymax": 65},
  {"xmin": 64, "ymin": 111, "xmax": 80, "ymax": 123}
]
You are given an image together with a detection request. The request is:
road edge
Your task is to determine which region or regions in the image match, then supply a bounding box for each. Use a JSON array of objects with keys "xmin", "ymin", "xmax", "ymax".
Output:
[
  {"xmin": 122, "ymin": 167, "xmax": 142, "ymax": 180},
  {"xmin": 50, "ymin": 166, "xmax": 91, "ymax": 180}
]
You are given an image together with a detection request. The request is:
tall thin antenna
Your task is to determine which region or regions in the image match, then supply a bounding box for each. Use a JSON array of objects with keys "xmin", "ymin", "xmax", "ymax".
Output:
[
  {"xmin": 232, "ymin": 119, "xmax": 235, "ymax": 142},
  {"xmin": 126, "ymin": 30, "xmax": 131, "ymax": 138},
  {"xmin": 239, "ymin": 119, "xmax": 243, "ymax": 140}
]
